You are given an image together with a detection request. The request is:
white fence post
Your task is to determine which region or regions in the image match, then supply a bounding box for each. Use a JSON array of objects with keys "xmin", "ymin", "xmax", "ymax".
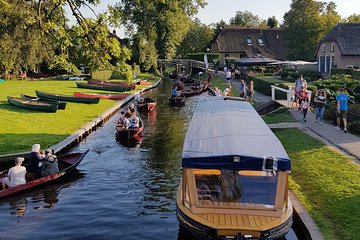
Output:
[{"xmin": 271, "ymin": 86, "xmax": 275, "ymax": 101}]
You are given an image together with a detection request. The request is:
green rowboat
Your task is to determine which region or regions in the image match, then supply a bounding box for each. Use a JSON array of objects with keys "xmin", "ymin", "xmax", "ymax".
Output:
[
  {"xmin": 76, "ymin": 82, "xmax": 132, "ymax": 92},
  {"xmin": 7, "ymin": 96, "xmax": 58, "ymax": 113},
  {"xmin": 36, "ymin": 90, "xmax": 100, "ymax": 104},
  {"xmin": 21, "ymin": 94, "xmax": 67, "ymax": 110}
]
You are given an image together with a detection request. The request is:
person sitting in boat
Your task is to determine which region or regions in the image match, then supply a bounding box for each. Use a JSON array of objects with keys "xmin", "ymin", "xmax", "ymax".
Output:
[
  {"xmin": 172, "ymin": 86, "xmax": 178, "ymax": 97},
  {"xmin": 129, "ymin": 103, "xmax": 136, "ymax": 113},
  {"xmin": 214, "ymin": 87, "xmax": 222, "ymax": 96},
  {"xmin": 41, "ymin": 149, "xmax": 59, "ymax": 177},
  {"xmin": 2, "ymin": 157, "xmax": 26, "ymax": 189},
  {"xmin": 123, "ymin": 116, "xmax": 131, "ymax": 129},
  {"xmin": 134, "ymin": 90, "xmax": 144, "ymax": 103},
  {"xmin": 28, "ymin": 144, "xmax": 44, "ymax": 178},
  {"xmin": 117, "ymin": 111, "xmax": 125, "ymax": 125},
  {"xmin": 129, "ymin": 112, "xmax": 140, "ymax": 128}
]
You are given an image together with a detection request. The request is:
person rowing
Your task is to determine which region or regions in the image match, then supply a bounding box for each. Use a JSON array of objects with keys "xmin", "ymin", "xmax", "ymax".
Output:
[{"xmin": 129, "ymin": 111, "xmax": 140, "ymax": 128}]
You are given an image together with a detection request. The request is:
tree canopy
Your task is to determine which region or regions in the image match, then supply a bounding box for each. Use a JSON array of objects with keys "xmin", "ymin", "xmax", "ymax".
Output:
[{"xmin": 229, "ymin": 10, "xmax": 261, "ymax": 27}]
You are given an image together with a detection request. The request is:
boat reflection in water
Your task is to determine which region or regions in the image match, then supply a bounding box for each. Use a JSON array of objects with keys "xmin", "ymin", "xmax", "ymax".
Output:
[
  {"xmin": 115, "ymin": 133, "xmax": 143, "ymax": 148},
  {"xmin": 177, "ymin": 98, "xmax": 293, "ymax": 240}
]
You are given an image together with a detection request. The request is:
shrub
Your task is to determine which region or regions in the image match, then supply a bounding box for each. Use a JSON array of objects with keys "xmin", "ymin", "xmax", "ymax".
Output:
[
  {"xmin": 352, "ymin": 70, "xmax": 360, "ymax": 80},
  {"xmin": 331, "ymin": 68, "xmax": 354, "ymax": 75},
  {"xmin": 297, "ymin": 69, "xmax": 322, "ymax": 82},
  {"xmin": 248, "ymin": 76, "xmax": 286, "ymax": 96},
  {"xmin": 91, "ymin": 70, "xmax": 113, "ymax": 80},
  {"xmin": 290, "ymin": 72, "xmax": 301, "ymax": 79},
  {"xmin": 281, "ymin": 71, "xmax": 289, "ymax": 79}
]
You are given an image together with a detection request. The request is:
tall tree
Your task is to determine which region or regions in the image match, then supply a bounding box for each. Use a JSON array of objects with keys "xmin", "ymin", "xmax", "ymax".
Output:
[
  {"xmin": 213, "ymin": 19, "xmax": 227, "ymax": 36},
  {"xmin": 116, "ymin": 0, "xmax": 206, "ymax": 71},
  {"xmin": 284, "ymin": 0, "xmax": 324, "ymax": 61},
  {"xmin": 176, "ymin": 18, "xmax": 214, "ymax": 58},
  {"xmin": 320, "ymin": 1, "xmax": 341, "ymax": 34},
  {"xmin": 346, "ymin": 14, "xmax": 360, "ymax": 23},
  {"xmin": 229, "ymin": 10, "xmax": 262, "ymax": 27},
  {"xmin": 267, "ymin": 16, "xmax": 279, "ymax": 28}
]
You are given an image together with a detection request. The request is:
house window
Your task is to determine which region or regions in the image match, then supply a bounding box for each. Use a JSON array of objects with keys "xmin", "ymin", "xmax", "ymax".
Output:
[
  {"xmin": 246, "ymin": 37, "xmax": 252, "ymax": 45},
  {"xmin": 258, "ymin": 38, "xmax": 264, "ymax": 46},
  {"xmin": 224, "ymin": 53, "xmax": 230, "ymax": 58},
  {"xmin": 331, "ymin": 56, "xmax": 335, "ymax": 67},
  {"xmin": 331, "ymin": 44, "xmax": 335, "ymax": 52},
  {"xmin": 322, "ymin": 45, "xmax": 326, "ymax": 53},
  {"xmin": 239, "ymin": 52, "xmax": 247, "ymax": 58}
]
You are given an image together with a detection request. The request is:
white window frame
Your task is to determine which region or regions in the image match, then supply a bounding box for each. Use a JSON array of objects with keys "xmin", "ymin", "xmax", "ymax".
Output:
[
  {"xmin": 331, "ymin": 44, "xmax": 335, "ymax": 52},
  {"xmin": 246, "ymin": 37, "xmax": 253, "ymax": 46},
  {"xmin": 322, "ymin": 45, "xmax": 326, "ymax": 53},
  {"xmin": 258, "ymin": 38, "xmax": 264, "ymax": 46}
]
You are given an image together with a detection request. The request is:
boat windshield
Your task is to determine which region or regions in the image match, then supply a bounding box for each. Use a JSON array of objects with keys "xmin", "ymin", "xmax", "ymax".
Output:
[{"xmin": 194, "ymin": 169, "xmax": 278, "ymax": 208}]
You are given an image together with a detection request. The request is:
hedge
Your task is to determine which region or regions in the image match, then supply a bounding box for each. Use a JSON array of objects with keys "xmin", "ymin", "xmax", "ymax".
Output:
[
  {"xmin": 248, "ymin": 76, "xmax": 286, "ymax": 96},
  {"xmin": 331, "ymin": 68, "xmax": 354, "ymax": 76}
]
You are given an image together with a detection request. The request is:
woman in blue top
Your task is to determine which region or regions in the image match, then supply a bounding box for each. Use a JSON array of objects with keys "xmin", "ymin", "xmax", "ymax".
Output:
[{"xmin": 172, "ymin": 86, "xmax": 178, "ymax": 97}]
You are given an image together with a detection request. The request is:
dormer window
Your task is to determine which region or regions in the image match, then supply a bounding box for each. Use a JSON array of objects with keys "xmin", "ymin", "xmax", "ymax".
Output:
[
  {"xmin": 322, "ymin": 45, "xmax": 326, "ymax": 53},
  {"xmin": 246, "ymin": 37, "xmax": 252, "ymax": 45},
  {"xmin": 331, "ymin": 44, "xmax": 335, "ymax": 52},
  {"xmin": 258, "ymin": 38, "xmax": 264, "ymax": 46}
]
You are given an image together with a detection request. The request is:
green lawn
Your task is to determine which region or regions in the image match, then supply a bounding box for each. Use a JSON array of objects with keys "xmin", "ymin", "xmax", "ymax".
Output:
[
  {"xmin": 0, "ymin": 76, "xmax": 156, "ymax": 155},
  {"xmin": 262, "ymin": 107, "xmax": 296, "ymax": 124},
  {"xmin": 274, "ymin": 128, "xmax": 360, "ymax": 240}
]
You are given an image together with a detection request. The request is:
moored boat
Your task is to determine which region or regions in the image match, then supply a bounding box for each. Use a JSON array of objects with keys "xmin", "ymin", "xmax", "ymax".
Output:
[
  {"xmin": 7, "ymin": 96, "xmax": 58, "ymax": 113},
  {"xmin": 137, "ymin": 97, "xmax": 157, "ymax": 111},
  {"xmin": 21, "ymin": 94, "xmax": 67, "ymax": 110},
  {"xmin": 88, "ymin": 79, "xmax": 136, "ymax": 90},
  {"xmin": 0, "ymin": 150, "xmax": 89, "ymax": 198},
  {"xmin": 116, "ymin": 116, "xmax": 144, "ymax": 138},
  {"xmin": 36, "ymin": 90, "xmax": 100, "ymax": 104},
  {"xmin": 177, "ymin": 98, "xmax": 293, "ymax": 240},
  {"xmin": 74, "ymin": 92, "xmax": 128, "ymax": 100},
  {"xmin": 136, "ymin": 80, "xmax": 151, "ymax": 85},
  {"xmin": 76, "ymin": 82, "xmax": 132, "ymax": 92}
]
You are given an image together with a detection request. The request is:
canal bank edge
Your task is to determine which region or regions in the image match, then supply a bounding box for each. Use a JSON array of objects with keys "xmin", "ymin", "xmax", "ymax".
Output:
[{"xmin": 0, "ymin": 78, "xmax": 162, "ymax": 163}]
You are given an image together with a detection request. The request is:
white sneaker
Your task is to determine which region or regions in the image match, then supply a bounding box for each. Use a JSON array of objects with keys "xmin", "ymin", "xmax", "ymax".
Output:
[
  {"xmin": 319, "ymin": 122, "xmax": 323, "ymax": 125},
  {"xmin": 335, "ymin": 126, "xmax": 340, "ymax": 130}
]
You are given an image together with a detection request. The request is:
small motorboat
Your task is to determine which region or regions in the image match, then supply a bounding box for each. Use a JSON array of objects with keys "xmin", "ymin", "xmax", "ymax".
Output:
[
  {"xmin": 137, "ymin": 97, "xmax": 157, "ymax": 112},
  {"xmin": 169, "ymin": 95, "xmax": 185, "ymax": 107},
  {"xmin": 7, "ymin": 96, "xmax": 58, "ymax": 113},
  {"xmin": 0, "ymin": 150, "xmax": 89, "ymax": 198},
  {"xmin": 116, "ymin": 117, "xmax": 144, "ymax": 138},
  {"xmin": 36, "ymin": 90, "xmax": 100, "ymax": 104},
  {"xmin": 73, "ymin": 92, "xmax": 128, "ymax": 100},
  {"xmin": 20, "ymin": 94, "xmax": 67, "ymax": 110}
]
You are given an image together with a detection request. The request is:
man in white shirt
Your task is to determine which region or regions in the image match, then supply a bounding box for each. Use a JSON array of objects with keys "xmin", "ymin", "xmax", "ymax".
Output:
[{"xmin": 2, "ymin": 157, "xmax": 26, "ymax": 189}]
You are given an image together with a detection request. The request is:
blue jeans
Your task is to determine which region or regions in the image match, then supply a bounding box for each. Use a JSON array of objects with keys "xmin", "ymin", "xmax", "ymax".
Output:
[{"xmin": 315, "ymin": 106, "xmax": 325, "ymax": 122}]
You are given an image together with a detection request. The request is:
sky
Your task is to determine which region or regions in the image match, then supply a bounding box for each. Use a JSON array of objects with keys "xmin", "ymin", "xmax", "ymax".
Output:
[{"xmin": 68, "ymin": 0, "xmax": 360, "ymax": 37}]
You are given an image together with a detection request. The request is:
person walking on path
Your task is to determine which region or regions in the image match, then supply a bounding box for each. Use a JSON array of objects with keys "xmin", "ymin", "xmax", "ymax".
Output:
[
  {"xmin": 246, "ymin": 81, "xmax": 254, "ymax": 104},
  {"xmin": 226, "ymin": 70, "xmax": 231, "ymax": 84},
  {"xmin": 301, "ymin": 96, "xmax": 310, "ymax": 122},
  {"xmin": 314, "ymin": 89, "xmax": 327, "ymax": 125},
  {"xmin": 239, "ymin": 80, "xmax": 246, "ymax": 98},
  {"xmin": 295, "ymin": 75, "xmax": 307, "ymax": 108},
  {"xmin": 335, "ymin": 88, "xmax": 349, "ymax": 133}
]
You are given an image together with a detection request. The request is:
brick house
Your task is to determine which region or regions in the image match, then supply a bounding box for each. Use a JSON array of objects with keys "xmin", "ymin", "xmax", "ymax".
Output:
[
  {"xmin": 316, "ymin": 23, "xmax": 360, "ymax": 76},
  {"xmin": 210, "ymin": 27, "xmax": 288, "ymax": 67}
]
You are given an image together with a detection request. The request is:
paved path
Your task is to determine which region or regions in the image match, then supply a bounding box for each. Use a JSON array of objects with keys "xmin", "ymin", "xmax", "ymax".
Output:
[{"xmin": 214, "ymin": 72, "xmax": 360, "ymax": 160}]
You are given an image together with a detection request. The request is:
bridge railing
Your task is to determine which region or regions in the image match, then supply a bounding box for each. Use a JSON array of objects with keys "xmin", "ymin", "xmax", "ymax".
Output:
[
  {"xmin": 271, "ymin": 85, "xmax": 312, "ymax": 108},
  {"xmin": 158, "ymin": 59, "xmax": 214, "ymax": 70}
]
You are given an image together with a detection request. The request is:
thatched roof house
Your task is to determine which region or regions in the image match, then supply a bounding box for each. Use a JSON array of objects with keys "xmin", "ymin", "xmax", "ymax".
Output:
[
  {"xmin": 210, "ymin": 27, "xmax": 288, "ymax": 66},
  {"xmin": 316, "ymin": 23, "xmax": 360, "ymax": 76}
]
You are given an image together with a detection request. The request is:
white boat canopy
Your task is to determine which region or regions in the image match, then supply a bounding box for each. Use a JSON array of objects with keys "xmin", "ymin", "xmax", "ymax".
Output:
[{"xmin": 182, "ymin": 98, "xmax": 291, "ymax": 171}]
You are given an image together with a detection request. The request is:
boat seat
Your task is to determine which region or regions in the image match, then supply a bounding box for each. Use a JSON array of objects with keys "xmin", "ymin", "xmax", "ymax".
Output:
[{"xmin": 26, "ymin": 173, "xmax": 36, "ymax": 182}]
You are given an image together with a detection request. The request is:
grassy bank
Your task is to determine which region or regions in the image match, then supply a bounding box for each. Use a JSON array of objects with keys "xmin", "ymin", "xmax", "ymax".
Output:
[
  {"xmin": 262, "ymin": 107, "xmax": 296, "ymax": 124},
  {"xmin": 274, "ymin": 128, "xmax": 360, "ymax": 240},
  {"xmin": 0, "ymin": 77, "xmax": 156, "ymax": 155}
]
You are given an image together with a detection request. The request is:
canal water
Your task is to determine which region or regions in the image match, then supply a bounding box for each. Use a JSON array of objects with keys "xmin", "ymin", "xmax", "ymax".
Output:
[{"xmin": 0, "ymin": 79, "xmax": 300, "ymax": 240}]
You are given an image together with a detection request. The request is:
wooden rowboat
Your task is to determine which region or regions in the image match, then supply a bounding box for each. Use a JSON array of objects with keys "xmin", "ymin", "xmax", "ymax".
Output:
[
  {"xmin": 73, "ymin": 92, "xmax": 128, "ymax": 100},
  {"xmin": 7, "ymin": 96, "xmax": 58, "ymax": 113},
  {"xmin": 169, "ymin": 95, "xmax": 185, "ymax": 107},
  {"xmin": 76, "ymin": 82, "xmax": 132, "ymax": 92},
  {"xmin": 0, "ymin": 150, "xmax": 89, "ymax": 198},
  {"xmin": 177, "ymin": 99, "xmax": 292, "ymax": 239},
  {"xmin": 136, "ymin": 80, "xmax": 151, "ymax": 85},
  {"xmin": 36, "ymin": 90, "xmax": 100, "ymax": 104},
  {"xmin": 88, "ymin": 79, "xmax": 136, "ymax": 90},
  {"xmin": 21, "ymin": 94, "xmax": 67, "ymax": 110},
  {"xmin": 137, "ymin": 97, "xmax": 157, "ymax": 112},
  {"xmin": 116, "ymin": 117, "xmax": 144, "ymax": 138}
]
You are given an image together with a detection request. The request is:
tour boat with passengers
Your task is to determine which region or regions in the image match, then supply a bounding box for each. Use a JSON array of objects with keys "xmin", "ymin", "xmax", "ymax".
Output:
[{"xmin": 176, "ymin": 97, "xmax": 293, "ymax": 240}]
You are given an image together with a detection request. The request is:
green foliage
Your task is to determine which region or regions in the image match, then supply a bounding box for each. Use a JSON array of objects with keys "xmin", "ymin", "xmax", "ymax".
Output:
[
  {"xmin": 262, "ymin": 107, "xmax": 296, "ymax": 124},
  {"xmin": 346, "ymin": 14, "xmax": 360, "ymax": 23},
  {"xmin": 323, "ymin": 104, "xmax": 360, "ymax": 134},
  {"xmin": 267, "ymin": 16, "xmax": 279, "ymax": 28},
  {"xmin": 212, "ymin": 19, "xmax": 228, "ymax": 35},
  {"xmin": 290, "ymin": 72, "xmax": 301, "ymax": 79},
  {"xmin": 91, "ymin": 70, "xmax": 113, "ymax": 80},
  {"xmin": 352, "ymin": 70, "xmax": 360, "ymax": 80},
  {"xmin": 248, "ymin": 76, "xmax": 286, "ymax": 96},
  {"xmin": 284, "ymin": 0, "xmax": 338, "ymax": 61},
  {"xmin": 176, "ymin": 18, "xmax": 214, "ymax": 58},
  {"xmin": 229, "ymin": 10, "xmax": 262, "ymax": 27},
  {"xmin": 281, "ymin": 71, "xmax": 289, "ymax": 79},
  {"xmin": 297, "ymin": 69, "xmax": 322, "ymax": 81},
  {"xmin": 274, "ymin": 128, "xmax": 360, "ymax": 240},
  {"xmin": 331, "ymin": 68, "xmax": 355, "ymax": 75}
]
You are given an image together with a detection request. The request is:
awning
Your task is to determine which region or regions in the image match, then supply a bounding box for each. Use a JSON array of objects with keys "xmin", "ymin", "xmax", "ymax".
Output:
[
  {"xmin": 182, "ymin": 98, "xmax": 291, "ymax": 171},
  {"xmin": 234, "ymin": 57, "xmax": 279, "ymax": 65}
]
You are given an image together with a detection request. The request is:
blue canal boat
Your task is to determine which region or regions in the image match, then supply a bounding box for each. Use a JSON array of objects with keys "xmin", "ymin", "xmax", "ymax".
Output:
[{"xmin": 176, "ymin": 97, "xmax": 293, "ymax": 240}]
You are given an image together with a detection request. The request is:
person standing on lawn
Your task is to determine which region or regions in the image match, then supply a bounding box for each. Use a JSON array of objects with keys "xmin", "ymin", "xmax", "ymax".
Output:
[{"xmin": 335, "ymin": 88, "xmax": 349, "ymax": 133}]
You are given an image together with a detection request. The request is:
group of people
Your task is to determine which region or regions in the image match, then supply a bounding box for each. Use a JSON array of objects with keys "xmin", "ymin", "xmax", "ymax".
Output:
[
  {"xmin": 117, "ymin": 103, "xmax": 140, "ymax": 130},
  {"xmin": 2, "ymin": 144, "xmax": 59, "ymax": 190},
  {"xmin": 290, "ymin": 75, "xmax": 349, "ymax": 133}
]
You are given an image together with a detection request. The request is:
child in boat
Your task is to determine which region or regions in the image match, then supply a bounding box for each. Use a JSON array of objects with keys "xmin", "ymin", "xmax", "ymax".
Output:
[
  {"xmin": 214, "ymin": 87, "xmax": 222, "ymax": 96},
  {"xmin": 129, "ymin": 112, "xmax": 140, "ymax": 128},
  {"xmin": 117, "ymin": 111, "xmax": 125, "ymax": 125},
  {"xmin": 41, "ymin": 149, "xmax": 59, "ymax": 177},
  {"xmin": 2, "ymin": 157, "xmax": 26, "ymax": 189},
  {"xmin": 123, "ymin": 116, "xmax": 130, "ymax": 129},
  {"xmin": 134, "ymin": 90, "xmax": 144, "ymax": 103},
  {"xmin": 223, "ymin": 85, "xmax": 232, "ymax": 96},
  {"xmin": 129, "ymin": 103, "xmax": 136, "ymax": 113}
]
